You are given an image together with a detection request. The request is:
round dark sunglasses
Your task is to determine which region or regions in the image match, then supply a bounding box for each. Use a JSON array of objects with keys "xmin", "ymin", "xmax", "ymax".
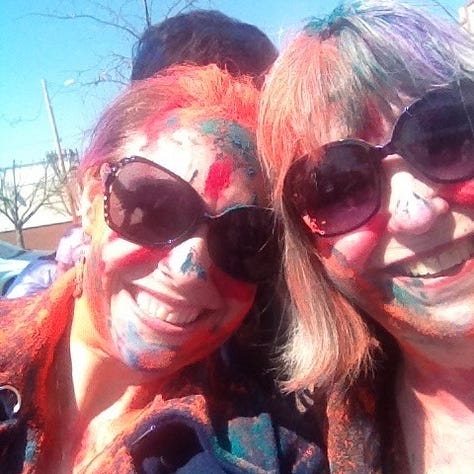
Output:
[
  {"xmin": 102, "ymin": 156, "xmax": 280, "ymax": 283},
  {"xmin": 283, "ymin": 79, "xmax": 474, "ymax": 237}
]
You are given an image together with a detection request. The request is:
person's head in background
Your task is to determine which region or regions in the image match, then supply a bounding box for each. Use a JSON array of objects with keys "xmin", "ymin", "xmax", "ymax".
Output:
[{"xmin": 131, "ymin": 9, "xmax": 278, "ymax": 87}]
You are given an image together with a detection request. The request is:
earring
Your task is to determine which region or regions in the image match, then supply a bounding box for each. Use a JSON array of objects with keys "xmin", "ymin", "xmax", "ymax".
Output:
[{"xmin": 73, "ymin": 253, "xmax": 86, "ymax": 298}]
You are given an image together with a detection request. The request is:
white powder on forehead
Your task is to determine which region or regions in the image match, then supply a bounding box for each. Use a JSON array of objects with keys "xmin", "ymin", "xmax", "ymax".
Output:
[{"xmin": 120, "ymin": 128, "xmax": 218, "ymax": 184}]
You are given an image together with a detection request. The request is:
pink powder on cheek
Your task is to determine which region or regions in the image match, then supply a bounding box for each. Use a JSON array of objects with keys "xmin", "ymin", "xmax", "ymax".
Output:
[
  {"xmin": 438, "ymin": 180, "xmax": 474, "ymax": 206},
  {"xmin": 115, "ymin": 245, "xmax": 165, "ymax": 269},
  {"xmin": 104, "ymin": 231, "xmax": 169, "ymax": 269},
  {"xmin": 133, "ymin": 349, "xmax": 175, "ymax": 372},
  {"xmin": 361, "ymin": 211, "xmax": 390, "ymax": 238},
  {"xmin": 208, "ymin": 266, "xmax": 255, "ymax": 302},
  {"xmin": 317, "ymin": 212, "xmax": 389, "ymax": 273},
  {"xmin": 204, "ymin": 158, "xmax": 234, "ymax": 201}
]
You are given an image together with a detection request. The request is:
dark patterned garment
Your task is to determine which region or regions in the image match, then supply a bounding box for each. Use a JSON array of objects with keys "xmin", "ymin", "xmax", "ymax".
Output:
[{"xmin": 0, "ymin": 272, "xmax": 327, "ymax": 473}]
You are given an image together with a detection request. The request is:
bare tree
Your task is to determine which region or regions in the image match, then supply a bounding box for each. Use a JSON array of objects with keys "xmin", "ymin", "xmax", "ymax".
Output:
[
  {"xmin": 0, "ymin": 161, "xmax": 60, "ymax": 248},
  {"xmin": 45, "ymin": 149, "xmax": 81, "ymax": 220},
  {"xmin": 33, "ymin": 0, "xmax": 202, "ymax": 89}
]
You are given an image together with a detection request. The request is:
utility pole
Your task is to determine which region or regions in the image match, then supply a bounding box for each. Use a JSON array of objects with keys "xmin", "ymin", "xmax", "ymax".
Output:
[
  {"xmin": 41, "ymin": 79, "xmax": 64, "ymax": 170},
  {"xmin": 41, "ymin": 79, "xmax": 78, "ymax": 222}
]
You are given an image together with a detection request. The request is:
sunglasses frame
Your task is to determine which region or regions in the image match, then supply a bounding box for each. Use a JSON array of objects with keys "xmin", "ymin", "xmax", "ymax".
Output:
[
  {"xmin": 102, "ymin": 155, "xmax": 273, "ymax": 246},
  {"xmin": 103, "ymin": 155, "xmax": 207, "ymax": 247},
  {"xmin": 284, "ymin": 79, "xmax": 474, "ymax": 237},
  {"xmin": 101, "ymin": 156, "xmax": 279, "ymax": 282}
]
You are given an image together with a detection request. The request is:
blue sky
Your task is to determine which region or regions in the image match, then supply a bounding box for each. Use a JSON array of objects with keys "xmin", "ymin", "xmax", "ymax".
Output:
[{"xmin": 0, "ymin": 0, "xmax": 466, "ymax": 169}]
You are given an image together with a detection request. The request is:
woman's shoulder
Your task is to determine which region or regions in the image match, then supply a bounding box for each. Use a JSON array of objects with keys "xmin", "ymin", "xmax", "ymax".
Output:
[
  {"xmin": 0, "ymin": 274, "xmax": 75, "ymax": 380},
  {"xmin": 0, "ymin": 272, "xmax": 75, "ymax": 326}
]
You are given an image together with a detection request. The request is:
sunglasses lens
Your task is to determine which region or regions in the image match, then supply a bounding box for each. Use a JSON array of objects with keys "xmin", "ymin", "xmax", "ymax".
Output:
[
  {"xmin": 108, "ymin": 161, "xmax": 202, "ymax": 245},
  {"xmin": 284, "ymin": 143, "xmax": 381, "ymax": 236},
  {"xmin": 207, "ymin": 207, "xmax": 280, "ymax": 282},
  {"xmin": 393, "ymin": 80, "xmax": 474, "ymax": 182}
]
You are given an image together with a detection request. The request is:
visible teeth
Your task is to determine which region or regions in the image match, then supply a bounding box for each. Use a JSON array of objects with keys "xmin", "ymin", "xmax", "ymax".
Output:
[
  {"xmin": 165, "ymin": 310, "xmax": 199, "ymax": 325},
  {"xmin": 136, "ymin": 291, "xmax": 200, "ymax": 325},
  {"xmin": 400, "ymin": 240, "xmax": 474, "ymax": 277}
]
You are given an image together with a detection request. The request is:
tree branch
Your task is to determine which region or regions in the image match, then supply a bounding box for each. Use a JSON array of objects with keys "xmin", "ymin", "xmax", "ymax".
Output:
[{"xmin": 28, "ymin": 12, "xmax": 141, "ymax": 39}]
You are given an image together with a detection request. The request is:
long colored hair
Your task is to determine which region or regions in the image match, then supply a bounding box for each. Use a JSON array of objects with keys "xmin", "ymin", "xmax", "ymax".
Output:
[{"xmin": 258, "ymin": 0, "xmax": 474, "ymax": 392}]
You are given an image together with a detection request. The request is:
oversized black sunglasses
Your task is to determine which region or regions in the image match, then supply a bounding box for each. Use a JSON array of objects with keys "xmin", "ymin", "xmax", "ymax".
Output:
[
  {"xmin": 102, "ymin": 156, "xmax": 280, "ymax": 283},
  {"xmin": 283, "ymin": 79, "xmax": 474, "ymax": 237}
]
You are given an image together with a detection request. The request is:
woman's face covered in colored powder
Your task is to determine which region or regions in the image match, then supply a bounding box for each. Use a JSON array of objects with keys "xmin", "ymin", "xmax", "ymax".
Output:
[
  {"xmin": 80, "ymin": 117, "xmax": 266, "ymax": 376},
  {"xmin": 306, "ymin": 96, "xmax": 474, "ymax": 359}
]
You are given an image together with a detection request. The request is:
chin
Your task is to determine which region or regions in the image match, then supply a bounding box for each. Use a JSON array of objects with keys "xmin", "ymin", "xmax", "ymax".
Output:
[{"xmin": 118, "ymin": 344, "xmax": 183, "ymax": 374}]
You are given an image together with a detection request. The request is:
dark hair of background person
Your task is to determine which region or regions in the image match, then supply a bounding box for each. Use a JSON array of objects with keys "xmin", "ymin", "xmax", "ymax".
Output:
[{"xmin": 131, "ymin": 9, "xmax": 278, "ymax": 86}]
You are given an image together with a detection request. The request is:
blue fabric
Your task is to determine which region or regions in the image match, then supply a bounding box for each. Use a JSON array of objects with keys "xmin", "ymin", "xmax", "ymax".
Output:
[
  {"xmin": 176, "ymin": 452, "xmax": 226, "ymax": 473},
  {"xmin": 5, "ymin": 257, "xmax": 56, "ymax": 298}
]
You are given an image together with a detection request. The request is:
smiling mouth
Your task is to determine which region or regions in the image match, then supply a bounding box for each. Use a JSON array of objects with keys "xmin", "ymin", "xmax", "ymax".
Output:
[
  {"xmin": 390, "ymin": 238, "xmax": 474, "ymax": 278},
  {"xmin": 134, "ymin": 289, "xmax": 205, "ymax": 326}
]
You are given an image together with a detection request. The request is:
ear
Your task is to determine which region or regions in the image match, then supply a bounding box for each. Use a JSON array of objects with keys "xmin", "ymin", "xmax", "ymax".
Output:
[{"xmin": 80, "ymin": 178, "xmax": 103, "ymax": 236}]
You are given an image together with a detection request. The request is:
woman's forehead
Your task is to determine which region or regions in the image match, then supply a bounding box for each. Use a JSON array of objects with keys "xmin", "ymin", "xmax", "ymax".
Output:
[
  {"xmin": 307, "ymin": 96, "xmax": 407, "ymax": 149},
  {"xmin": 122, "ymin": 121, "xmax": 259, "ymax": 183}
]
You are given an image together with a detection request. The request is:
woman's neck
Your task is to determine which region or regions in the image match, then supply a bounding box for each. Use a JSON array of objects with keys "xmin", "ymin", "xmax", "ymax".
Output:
[
  {"xmin": 396, "ymin": 351, "xmax": 474, "ymax": 474},
  {"xmin": 69, "ymin": 297, "xmax": 164, "ymax": 423},
  {"xmin": 49, "ymin": 298, "xmax": 167, "ymax": 473}
]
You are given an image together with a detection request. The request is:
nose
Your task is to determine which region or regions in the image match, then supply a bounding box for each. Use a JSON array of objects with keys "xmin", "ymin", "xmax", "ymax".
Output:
[
  {"xmin": 387, "ymin": 170, "xmax": 449, "ymax": 235},
  {"xmin": 154, "ymin": 226, "xmax": 223, "ymax": 304}
]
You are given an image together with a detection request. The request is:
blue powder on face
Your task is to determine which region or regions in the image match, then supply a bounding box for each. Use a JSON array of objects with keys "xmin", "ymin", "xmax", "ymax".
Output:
[
  {"xmin": 180, "ymin": 251, "xmax": 207, "ymax": 280},
  {"xmin": 391, "ymin": 283, "xmax": 428, "ymax": 316},
  {"xmin": 199, "ymin": 119, "xmax": 258, "ymax": 168},
  {"xmin": 117, "ymin": 321, "xmax": 179, "ymax": 370},
  {"xmin": 165, "ymin": 115, "xmax": 180, "ymax": 128}
]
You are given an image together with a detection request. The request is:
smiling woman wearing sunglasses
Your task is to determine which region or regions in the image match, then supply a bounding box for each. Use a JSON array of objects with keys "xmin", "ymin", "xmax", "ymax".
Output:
[
  {"xmin": 258, "ymin": 0, "xmax": 474, "ymax": 472},
  {"xmin": 0, "ymin": 65, "xmax": 324, "ymax": 473}
]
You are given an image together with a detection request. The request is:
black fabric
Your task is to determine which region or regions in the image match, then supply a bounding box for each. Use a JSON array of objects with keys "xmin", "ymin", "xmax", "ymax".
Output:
[
  {"xmin": 131, "ymin": 422, "xmax": 204, "ymax": 473},
  {"xmin": 0, "ymin": 419, "xmax": 27, "ymax": 474}
]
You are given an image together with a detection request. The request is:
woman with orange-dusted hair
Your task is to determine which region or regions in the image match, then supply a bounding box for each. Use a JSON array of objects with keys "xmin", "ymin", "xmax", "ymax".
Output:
[
  {"xmin": 0, "ymin": 65, "xmax": 324, "ymax": 473},
  {"xmin": 259, "ymin": 1, "xmax": 474, "ymax": 472}
]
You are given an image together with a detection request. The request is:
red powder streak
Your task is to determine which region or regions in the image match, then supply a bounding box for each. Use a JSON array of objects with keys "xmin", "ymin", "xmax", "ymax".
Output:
[
  {"xmin": 362, "ymin": 211, "xmax": 390, "ymax": 237},
  {"xmin": 119, "ymin": 246, "xmax": 167, "ymax": 269},
  {"xmin": 208, "ymin": 266, "xmax": 255, "ymax": 302},
  {"xmin": 438, "ymin": 180, "xmax": 474, "ymax": 206},
  {"xmin": 204, "ymin": 158, "xmax": 233, "ymax": 201}
]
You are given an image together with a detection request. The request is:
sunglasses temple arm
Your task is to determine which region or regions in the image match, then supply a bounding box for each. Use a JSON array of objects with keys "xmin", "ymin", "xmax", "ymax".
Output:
[{"xmin": 376, "ymin": 144, "xmax": 392, "ymax": 161}]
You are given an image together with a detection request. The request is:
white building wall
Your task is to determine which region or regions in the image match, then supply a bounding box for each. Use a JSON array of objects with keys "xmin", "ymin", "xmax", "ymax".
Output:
[{"xmin": 0, "ymin": 162, "xmax": 71, "ymax": 232}]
